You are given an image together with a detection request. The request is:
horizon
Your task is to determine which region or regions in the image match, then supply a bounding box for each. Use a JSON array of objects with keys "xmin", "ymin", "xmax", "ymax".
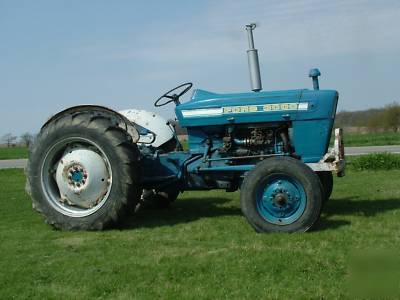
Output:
[{"xmin": 1, "ymin": 0, "xmax": 399, "ymax": 137}]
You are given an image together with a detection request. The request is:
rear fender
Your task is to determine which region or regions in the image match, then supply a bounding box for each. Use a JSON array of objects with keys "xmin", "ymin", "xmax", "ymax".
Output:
[{"xmin": 119, "ymin": 109, "xmax": 174, "ymax": 148}]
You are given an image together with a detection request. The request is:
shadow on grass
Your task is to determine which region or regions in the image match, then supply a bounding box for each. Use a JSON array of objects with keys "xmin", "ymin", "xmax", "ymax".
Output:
[
  {"xmin": 325, "ymin": 197, "xmax": 400, "ymax": 217},
  {"xmin": 119, "ymin": 197, "xmax": 242, "ymax": 229},
  {"xmin": 314, "ymin": 197, "xmax": 400, "ymax": 231},
  {"xmin": 117, "ymin": 196, "xmax": 400, "ymax": 231},
  {"xmin": 313, "ymin": 218, "xmax": 351, "ymax": 231}
]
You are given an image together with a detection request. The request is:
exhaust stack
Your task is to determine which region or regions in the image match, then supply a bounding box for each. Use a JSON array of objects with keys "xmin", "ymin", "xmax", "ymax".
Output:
[
  {"xmin": 309, "ymin": 68, "xmax": 321, "ymax": 90},
  {"xmin": 245, "ymin": 23, "xmax": 262, "ymax": 92}
]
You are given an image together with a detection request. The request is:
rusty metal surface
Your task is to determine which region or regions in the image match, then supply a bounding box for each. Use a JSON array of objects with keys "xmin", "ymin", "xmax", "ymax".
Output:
[{"xmin": 306, "ymin": 128, "xmax": 346, "ymax": 176}]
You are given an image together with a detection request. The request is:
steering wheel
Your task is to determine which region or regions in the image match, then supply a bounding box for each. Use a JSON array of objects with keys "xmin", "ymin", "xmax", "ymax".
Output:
[{"xmin": 154, "ymin": 82, "xmax": 193, "ymax": 107}]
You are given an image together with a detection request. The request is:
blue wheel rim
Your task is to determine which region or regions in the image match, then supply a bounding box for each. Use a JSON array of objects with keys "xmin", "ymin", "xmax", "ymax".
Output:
[{"xmin": 256, "ymin": 174, "xmax": 307, "ymax": 225}]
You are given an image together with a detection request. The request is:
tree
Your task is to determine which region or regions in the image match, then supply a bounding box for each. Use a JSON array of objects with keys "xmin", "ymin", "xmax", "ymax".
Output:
[
  {"xmin": 20, "ymin": 132, "xmax": 34, "ymax": 147},
  {"xmin": 367, "ymin": 110, "xmax": 385, "ymax": 132},
  {"xmin": 382, "ymin": 103, "xmax": 400, "ymax": 132},
  {"xmin": 1, "ymin": 133, "xmax": 17, "ymax": 147}
]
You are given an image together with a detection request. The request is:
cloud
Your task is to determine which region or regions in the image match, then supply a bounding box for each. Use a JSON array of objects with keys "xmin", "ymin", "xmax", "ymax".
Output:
[{"xmin": 97, "ymin": 0, "xmax": 400, "ymax": 65}]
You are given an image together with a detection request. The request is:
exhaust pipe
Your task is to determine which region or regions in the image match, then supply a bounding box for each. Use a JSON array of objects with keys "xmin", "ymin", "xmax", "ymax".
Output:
[
  {"xmin": 245, "ymin": 23, "xmax": 262, "ymax": 92},
  {"xmin": 309, "ymin": 68, "xmax": 321, "ymax": 90}
]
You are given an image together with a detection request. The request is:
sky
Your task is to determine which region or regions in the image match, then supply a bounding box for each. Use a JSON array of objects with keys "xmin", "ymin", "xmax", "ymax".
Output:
[{"xmin": 1, "ymin": 0, "xmax": 400, "ymax": 137}]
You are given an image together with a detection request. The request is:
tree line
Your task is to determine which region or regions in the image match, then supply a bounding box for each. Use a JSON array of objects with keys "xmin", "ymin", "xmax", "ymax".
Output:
[
  {"xmin": 335, "ymin": 102, "xmax": 400, "ymax": 132},
  {"xmin": 1, "ymin": 133, "xmax": 35, "ymax": 148}
]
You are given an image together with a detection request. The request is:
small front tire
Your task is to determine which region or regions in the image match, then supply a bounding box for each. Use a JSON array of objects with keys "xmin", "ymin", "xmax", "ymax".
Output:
[{"xmin": 240, "ymin": 156, "xmax": 323, "ymax": 233}]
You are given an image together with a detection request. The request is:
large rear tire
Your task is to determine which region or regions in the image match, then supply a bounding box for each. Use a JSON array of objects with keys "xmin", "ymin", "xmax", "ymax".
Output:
[
  {"xmin": 26, "ymin": 110, "xmax": 141, "ymax": 230},
  {"xmin": 240, "ymin": 156, "xmax": 323, "ymax": 233}
]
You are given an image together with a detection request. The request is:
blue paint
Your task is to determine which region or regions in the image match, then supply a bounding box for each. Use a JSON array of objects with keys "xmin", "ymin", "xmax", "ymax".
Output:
[
  {"xmin": 309, "ymin": 68, "xmax": 321, "ymax": 90},
  {"xmin": 139, "ymin": 148, "xmax": 187, "ymax": 189},
  {"xmin": 197, "ymin": 165, "xmax": 254, "ymax": 172},
  {"xmin": 176, "ymin": 89, "xmax": 304, "ymax": 127},
  {"xmin": 175, "ymin": 88, "xmax": 338, "ymax": 163},
  {"xmin": 71, "ymin": 171, "xmax": 83, "ymax": 182},
  {"xmin": 138, "ymin": 71, "xmax": 340, "ymax": 193},
  {"xmin": 256, "ymin": 175, "xmax": 306, "ymax": 225}
]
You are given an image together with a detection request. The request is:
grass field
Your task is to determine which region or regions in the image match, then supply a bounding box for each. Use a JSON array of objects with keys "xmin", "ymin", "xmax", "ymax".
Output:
[
  {"xmin": 1, "ymin": 169, "xmax": 400, "ymax": 299},
  {"xmin": 0, "ymin": 147, "xmax": 28, "ymax": 160},
  {"xmin": 341, "ymin": 131, "xmax": 400, "ymax": 147}
]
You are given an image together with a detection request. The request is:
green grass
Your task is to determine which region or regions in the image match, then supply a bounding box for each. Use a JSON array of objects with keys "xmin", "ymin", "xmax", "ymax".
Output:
[
  {"xmin": 1, "ymin": 169, "xmax": 400, "ymax": 299},
  {"xmin": 0, "ymin": 147, "xmax": 28, "ymax": 160},
  {"xmin": 343, "ymin": 131, "xmax": 400, "ymax": 147},
  {"xmin": 349, "ymin": 153, "xmax": 400, "ymax": 171}
]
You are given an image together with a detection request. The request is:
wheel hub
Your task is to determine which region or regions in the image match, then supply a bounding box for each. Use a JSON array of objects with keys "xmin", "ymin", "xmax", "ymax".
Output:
[
  {"xmin": 256, "ymin": 175, "xmax": 306, "ymax": 225},
  {"xmin": 67, "ymin": 164, "xmax": 88, "ymax": 188},
  {"xmin": 55, "ymin": 147, "xmax": 111, "ymax": 209},
  {"xmin": 273, "ymin": 193, "xmax": 288, "ymax": 207}
]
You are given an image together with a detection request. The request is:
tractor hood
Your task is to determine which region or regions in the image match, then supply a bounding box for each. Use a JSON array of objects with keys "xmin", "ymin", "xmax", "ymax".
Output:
[{"xmin": 176, "ymin": 88, "xmax": 338, "ymax": 127}]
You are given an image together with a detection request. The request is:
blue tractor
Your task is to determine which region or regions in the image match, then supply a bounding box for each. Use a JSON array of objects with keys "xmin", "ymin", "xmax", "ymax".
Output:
[{"xmin": 26, "ymin": 24, "xmax": 345, "ymax": 232}]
